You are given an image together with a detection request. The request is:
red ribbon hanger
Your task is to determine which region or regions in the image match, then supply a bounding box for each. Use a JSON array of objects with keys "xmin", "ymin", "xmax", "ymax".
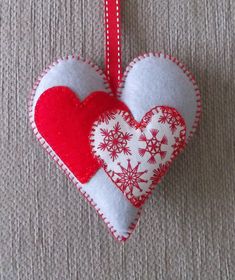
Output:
[{"xmin": 104, "ymin": 0, "xmax": 122, "ymax": 94}]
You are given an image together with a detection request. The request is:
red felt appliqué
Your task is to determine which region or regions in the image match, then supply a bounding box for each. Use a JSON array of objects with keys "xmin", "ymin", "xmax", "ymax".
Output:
[
  {"xmin": 90, "ymin": 106, "xmax": 187, "ymax": 207},
  {"xmin": 35, "ymin": 86, "xmax": 128, "ymax": 183}
]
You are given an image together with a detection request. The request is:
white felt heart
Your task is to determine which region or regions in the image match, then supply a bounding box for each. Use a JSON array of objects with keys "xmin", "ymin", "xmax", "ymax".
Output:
[
  {"xmin": 29, "ymin": 53, "xmax": 201, "ymax": 241},
  {"xmin": 90, "ymin": 107, "xmax": 186, "ymax": 207}
]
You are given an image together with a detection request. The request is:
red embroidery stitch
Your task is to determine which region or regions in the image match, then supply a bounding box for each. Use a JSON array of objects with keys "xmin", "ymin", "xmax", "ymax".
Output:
[
  {"xmin": 139, "ymin": 129, "xmax": 168, "ymax": 164},
  {"xmin": 97, "ymin": 111, "xmax": 117, "ymax": 125},
  {"xmin": 158, "ymin": 107, "xmax": 185, "ymax": 134},
  {"xmin": 114, "ymin": 159, "xmax": 148, "ymax": 194},
  {"xmin": 172, "ymin": 130, "xmax": 186, "ymax": 157},
  {"xmin": 98, "ymin": 122, "xmax": 132, "ymax": 161},
  {"xmin": 150, "ymin": 164, "xmax": 170, "ymax": 186}
]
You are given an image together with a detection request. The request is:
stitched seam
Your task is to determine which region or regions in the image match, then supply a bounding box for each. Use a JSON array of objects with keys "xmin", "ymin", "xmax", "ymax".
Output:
[
  {"xmin": 28, "ymin": 55, "xmax": 112, "ymax": 118},
  {"xmin": 116, "ymin": 52, "xmax": 202, "ymax": 143},
  {"xmin": 28, "ymin": 55, "xmax": 141, "ymax": 242}
]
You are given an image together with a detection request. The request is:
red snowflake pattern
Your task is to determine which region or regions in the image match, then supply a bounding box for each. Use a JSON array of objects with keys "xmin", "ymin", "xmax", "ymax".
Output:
[
  {"xmin": 98, "ymin": 122, "xmax": 133, "ymax": 161},
  {"xmin": 150, "ymin": 163, "xmax": 170, "ymax": 186},
  {"xmin": 139, "ymin": 129, "xmax": 168, "ymax": 164},
  {"xmin": 172, "ymin": 130, "xmax": 186, "ymax": 156},
  {"xmin": 113, "ymin": 159, "xmax": 148, "ymax": 195},
  {"xmin": 158, "ymin": 107, "xmax": 184, "ymax": 134}
]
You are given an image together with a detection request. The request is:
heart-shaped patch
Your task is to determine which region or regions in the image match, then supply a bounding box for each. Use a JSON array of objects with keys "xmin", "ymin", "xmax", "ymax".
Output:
[
  {"xmin": 90, "ymin": 106, "xmax": 186, "ymax": 207},
  {"xmin": 29, "ymin": 54, "xmax": 201, "ymax": 241},
  {"xmin": 34, "ymin": 86, "xmax": 128, "ymax": 183}
]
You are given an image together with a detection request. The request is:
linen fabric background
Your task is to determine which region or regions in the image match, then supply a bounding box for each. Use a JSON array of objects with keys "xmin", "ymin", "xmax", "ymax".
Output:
[{"xmin": 0, "ymin": 0, "xmax": 234, "ymax": 279}]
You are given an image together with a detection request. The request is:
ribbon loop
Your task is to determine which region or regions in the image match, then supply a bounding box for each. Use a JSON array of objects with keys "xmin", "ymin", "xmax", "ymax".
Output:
[{"xmin": 104, "ymin": 0, "xmax": 122, "ymax": 94}]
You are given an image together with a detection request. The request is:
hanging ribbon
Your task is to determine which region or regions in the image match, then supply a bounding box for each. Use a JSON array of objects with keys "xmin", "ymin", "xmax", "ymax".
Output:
[{"xmin": 104, "ymin": 0, "xmax": 122, "ymax": 94}]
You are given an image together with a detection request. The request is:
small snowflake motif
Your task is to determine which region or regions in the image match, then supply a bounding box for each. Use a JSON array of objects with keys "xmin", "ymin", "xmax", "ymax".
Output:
[
  {"xmin": 138, "ymin": 129, "xmax": 168, "ymax": 164},
  {"xmin": 113, "ymin": 159, "xmax": 148, "ymax": 195},
  {"xmin": 172, "ymin": 130, "xmax": 186, "ymax": 156},
  {"xmin": 150, "ymin": 164, "xmax": 169, "ymax": 186},
  {"xmin": 158, "ymin": 108, "xmax": 184, "ymax": 134},
  {"xmin": 98, "ymin": 122, "xmax": 133, "ymax": 161}
]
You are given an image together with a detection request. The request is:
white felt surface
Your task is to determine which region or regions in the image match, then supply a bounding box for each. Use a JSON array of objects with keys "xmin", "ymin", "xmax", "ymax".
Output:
[
  {"xmin": 32, "ymin": 57, "xmax": 139, "ymax": 239},
  {"xmin": 32, "ymin": 56, "xmax": 109, "ymax": 111},
  {"xmin": 82, "ymin": 169, "xmax": 139, "ymax": 237},
  {"xmin": 120, "ymin": 54, "xmax": 198, "ymax": 139}
]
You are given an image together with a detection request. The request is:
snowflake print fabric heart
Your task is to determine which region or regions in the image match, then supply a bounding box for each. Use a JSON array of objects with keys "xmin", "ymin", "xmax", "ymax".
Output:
[
  {"xmin": 29, "ymin": 0, "xmax": 201, "ymax": 241},
  {"xmin": 91, "ymin": 107, "xmax": 186, "ymax": 207}
]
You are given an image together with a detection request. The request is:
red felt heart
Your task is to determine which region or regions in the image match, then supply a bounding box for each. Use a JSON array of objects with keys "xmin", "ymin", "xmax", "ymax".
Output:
[{"xmin": 34, "ymin": 86, "xmax": 128, "ymax": 183}]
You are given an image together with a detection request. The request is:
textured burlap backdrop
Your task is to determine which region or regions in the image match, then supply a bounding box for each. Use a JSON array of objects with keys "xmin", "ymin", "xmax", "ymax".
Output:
[{"xmin": 0, "ymin": 0, "xmax": 235, "ymax": 279}]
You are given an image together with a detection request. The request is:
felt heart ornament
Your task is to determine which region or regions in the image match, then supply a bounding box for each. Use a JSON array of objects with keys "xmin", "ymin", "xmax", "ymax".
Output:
[
  {"xmin": 90, "ymin": 107, "xmax": 186, "ymax": 207},
  {"xmin": 34, "ymin": 86, "xmax": 128, "ymax": 183},
  {"xmin": 29, "ymin": 0, "xmax": 201, "ymax": 243},
  {"xmin": 29, "ymin": 54, "xmax": 201, "ymax": 241}
]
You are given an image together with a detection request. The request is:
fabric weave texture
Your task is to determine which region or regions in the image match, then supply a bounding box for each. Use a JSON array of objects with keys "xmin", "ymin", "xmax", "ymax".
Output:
[{"xmin": 0, "ymin": 0, "xmax": 235, "ymax": 279}]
